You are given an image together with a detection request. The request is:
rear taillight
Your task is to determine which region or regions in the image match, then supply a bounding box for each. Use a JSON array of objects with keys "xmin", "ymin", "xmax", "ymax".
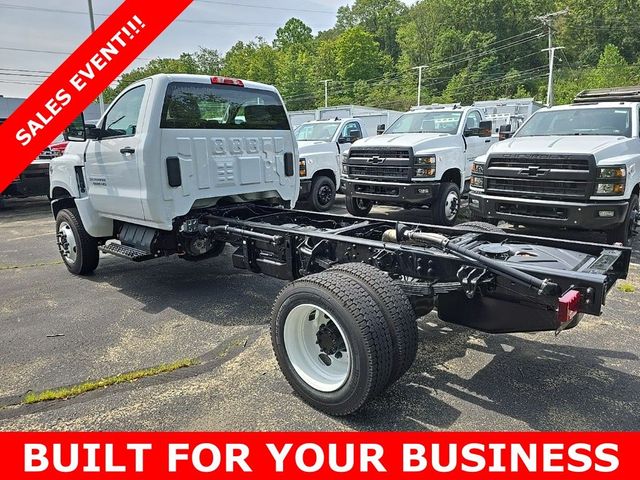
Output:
[
  {"xmin": 211, "ymin": 76, "xmax": 244, "ymax": 87},
  {"xmin": 558, "ymin": 289, "xmax": 581, "ymax": 323}
]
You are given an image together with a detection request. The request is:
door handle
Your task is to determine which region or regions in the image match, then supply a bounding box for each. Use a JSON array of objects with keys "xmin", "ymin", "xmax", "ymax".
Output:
[
  {"xmin": 484, "ymin": 139, "xmax": 491, "ymax": 143},
  {"xmin": 120, "ymin": 147, "xmax": 135, "ymax": 155}
]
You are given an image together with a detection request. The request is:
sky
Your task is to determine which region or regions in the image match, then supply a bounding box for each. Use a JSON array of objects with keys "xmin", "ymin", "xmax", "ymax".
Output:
[{"xmin": 0, "ymin": 0, "xmax": 356, "ymax": 98}]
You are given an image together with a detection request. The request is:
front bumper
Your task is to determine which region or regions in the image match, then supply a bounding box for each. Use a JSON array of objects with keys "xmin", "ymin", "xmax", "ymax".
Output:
[
  {"xmin": 469, "ymin": 191, "xmax": 629, "ymax": 230},
  {"xmin": 2, "ymin": 162, "xmax": 50, "ymax": 197},
  {"xmin": 344, "ymin": 178, "xmax": 440, "ymax": 207}
]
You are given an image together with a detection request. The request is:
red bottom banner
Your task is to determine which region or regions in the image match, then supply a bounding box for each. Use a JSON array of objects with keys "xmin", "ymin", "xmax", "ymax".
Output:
[{"xmin": 0, "ymin": 432, "xmax": 637, "ymax": 479}]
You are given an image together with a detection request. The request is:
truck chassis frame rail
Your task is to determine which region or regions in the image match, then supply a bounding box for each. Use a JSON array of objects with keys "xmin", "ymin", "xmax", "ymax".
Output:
[{"xmin": 191, "ymin": 204, "xmax": 629, "ymax": 334}]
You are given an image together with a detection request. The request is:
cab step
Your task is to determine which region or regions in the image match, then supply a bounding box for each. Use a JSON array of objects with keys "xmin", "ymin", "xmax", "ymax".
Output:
[{"xmin": 99, "ymin": 242, "xmax": 155, "ymax": 262}]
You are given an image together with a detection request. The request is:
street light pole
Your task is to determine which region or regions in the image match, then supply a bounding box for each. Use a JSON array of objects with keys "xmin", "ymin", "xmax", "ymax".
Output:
[
  {"xmin": 412, "ymin": 65, "xmax": 427, "ymax": 106},
  {"xmin": 87, "ymin": 0, "xmax": 105, "ymax": 116}
]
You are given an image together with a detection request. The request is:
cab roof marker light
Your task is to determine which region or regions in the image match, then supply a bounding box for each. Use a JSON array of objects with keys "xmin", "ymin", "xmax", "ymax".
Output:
[{"xmin": 211, "ymin": 76, "xmax": 244, "ymax": 87}]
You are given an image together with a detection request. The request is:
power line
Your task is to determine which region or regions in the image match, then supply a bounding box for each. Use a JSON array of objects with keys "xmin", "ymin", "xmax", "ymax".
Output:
[
  {"xmin": 0, "ymin": 2, "xmax": 297, "ymax": 26},
  {"xmin": 196, "ymin": 0, "xmax": 335, "ymax": 14}
]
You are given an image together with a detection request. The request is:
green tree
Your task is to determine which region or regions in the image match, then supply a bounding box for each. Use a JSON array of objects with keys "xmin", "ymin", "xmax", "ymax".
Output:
[
  {"xmin": 274, "ymin": 18, "xmax": 313, "ymax": 50},
  {"xmin": 336, "ymin": 0, "xmax": 408, "ymax": 59}
]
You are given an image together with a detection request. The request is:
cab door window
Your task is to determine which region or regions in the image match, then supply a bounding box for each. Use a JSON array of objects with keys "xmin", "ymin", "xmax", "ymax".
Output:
[
  {"xmin": 341, "ymin": 122, "xmax": 363, "ymax": 141},
  {"xmin": 101, "ymin": 85, "xmax": 146, "ymax": 138}
]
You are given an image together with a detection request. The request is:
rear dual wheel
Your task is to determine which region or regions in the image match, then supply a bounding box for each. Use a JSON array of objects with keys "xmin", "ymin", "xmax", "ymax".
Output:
[{"xmin": 271, "ymin": 265, "xmax": 417, "ymax": 416}]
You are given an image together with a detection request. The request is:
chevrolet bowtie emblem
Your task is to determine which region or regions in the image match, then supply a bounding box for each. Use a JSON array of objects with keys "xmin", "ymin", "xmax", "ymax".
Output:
[{"xmin": 368, "ymin": 156, "xmax": 384, "ymax": 164}]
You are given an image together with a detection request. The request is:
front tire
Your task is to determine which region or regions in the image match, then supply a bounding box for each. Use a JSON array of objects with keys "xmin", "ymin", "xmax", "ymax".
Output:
[
  {"xmin": 432, "ymin": 182, "xmax": 460, "ymax": 226},
  {"xmin": 310, "ymin": 175, "xmax": 336, "ymax": 212},
  {"xmin": 55, "ymin": 208, "xmax": 99, "ymax": 275},
  {"xmin": 606, "ymin": 194, "xmax": 638, "ymax": 246},
  {"xmin": 345, "ymin": 195, "xmax": 373, "ymax": 217},
  {"xmin": 271, "ymin": 271, "xmax": 394, "ymax": 416}
]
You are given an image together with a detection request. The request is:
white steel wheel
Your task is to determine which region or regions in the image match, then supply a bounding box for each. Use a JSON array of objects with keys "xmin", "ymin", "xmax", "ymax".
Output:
[
  {"xmin": 271, "ymin": 271, "xmax": 394, "ymax": 416},
  {"xmin": 443, "ymin": 190, "xmax": 459, "ymax": 221},
  {"xmin": 283, "ymin": 304, "xmax": 351, "ymax": 392},
  {"xmin": 57, "ymin": 221, "xmax": 78, "ymax": 265},
  {"xmin": 55, "ymin": 208, "xmax": 99, "ymax": 275}
]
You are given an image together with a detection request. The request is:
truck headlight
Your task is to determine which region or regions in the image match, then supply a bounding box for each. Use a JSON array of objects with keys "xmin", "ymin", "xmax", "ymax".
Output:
[
  {"xmin": 299, "ymin": 158, "xmax": 307, "ymax": 177},
  {"xmin": 595, "ymin": 183, "xmax": 625, "ymax": 195},
  {"xmin": 471, "ymin": 162, "xmax": 484, "ymax": 175},
  {"xmin": 414, "ymin": 155, "xmax": 436, "ymax": 178},
  {"xmin": 595, "ymin": 166, "xmax": 625, "ymax": 196},
  {"xmin": 598, "ymin": 167, "xmax": 625, "ymax": 179},
  {"xmin": 342, "ymin": 163, "xmax": 348, "ymax": 175},
  {"xmin": 415, "ymin": 155, "xmax": 436, "ymax": 166},
  {"xmin": 470, "ymin": 176, "xmax": 484, "ymax": 189}
]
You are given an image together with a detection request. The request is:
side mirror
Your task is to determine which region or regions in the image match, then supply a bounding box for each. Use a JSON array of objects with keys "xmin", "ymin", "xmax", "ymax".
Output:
[
  {"xmin": 86, "ymin": 126, "xmax": 102, "ymax": 140},
  {"xmin": 64, "ymin": 113, "xmax": 87, "ymax": 142},
  {"xmin": 337, "ymin": 136, "xmax": 350, "ymax": 144},
  {"xmin": 498, "ymin": 124, "xmax": 513, "ymax": 141},
  {"xmin": 479, "ymin": 120, "xmax": 493, "ymax": 138},
  {"xmin": 377, "ymin": 124, "xmax": 385, "ymax": 135}
]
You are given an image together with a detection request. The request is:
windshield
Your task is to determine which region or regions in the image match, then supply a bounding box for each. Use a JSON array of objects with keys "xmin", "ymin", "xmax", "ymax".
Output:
[
  {"xmin": 295, "ymin": 122, "xmax": 340, "ymax": 142},
  {"xmin": 516, "ymin": 107, "xmax": 632, "ymax": 137},
  {"xmin": 386, "ymin": 111, "xmax": 463, "ymax": 134}
]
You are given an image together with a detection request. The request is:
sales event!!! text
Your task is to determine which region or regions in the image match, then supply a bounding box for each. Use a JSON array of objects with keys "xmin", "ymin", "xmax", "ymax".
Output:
[{"xmin": 15, "ymin": 16, "xmax": 146, "ymax": 147}]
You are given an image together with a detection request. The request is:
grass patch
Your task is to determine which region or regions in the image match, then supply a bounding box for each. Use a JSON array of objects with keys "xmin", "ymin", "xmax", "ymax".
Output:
[
  {"xmin": 23, "ymin": 358, "xmax": 197, "ymax": 404},
  {"xmin": 617, "ymin": 281, "xmax": 636, "ymax": 293}
]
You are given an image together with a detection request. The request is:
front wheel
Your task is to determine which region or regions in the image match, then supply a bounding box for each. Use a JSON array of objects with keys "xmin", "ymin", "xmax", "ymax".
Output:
[
  {"xmin": 309, "ymin": 175, "xmax": 336, "ymax": 212},
  {"xmin": 56, "ymin": 208, "xmax": 99, "ymax": 275},
  {"xmin": 345, "ymin": 195, "xmax": 373, "ymax": 217},
  {"xmin": 432, "ymin": 182, "xmax": 460, "ymax": 226},
  {"xmin": 606, "ymin": 194, "xmax": 639, "ymax": 246}
]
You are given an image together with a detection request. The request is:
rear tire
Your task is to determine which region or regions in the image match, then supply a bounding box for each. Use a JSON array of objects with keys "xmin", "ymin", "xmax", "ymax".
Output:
[
  {"xmin": 328, "ymin": 263, "xmax": 418, "ymax": 386},
  {"xmin": 310, "ymin": 175, "xmax": 336, "ymax": 212},
  {"xmin": 271, "ymin": 271, "xmax": 394, "ymax": 416},
  {"xmin": 432, "ymin": 182, "xmax": 460, "ymax": 226},
  {"xmin": 345, "ymin": 195, "xmax": 373, "ymax": 217},
  {"xmin": 55, "ymin": 207, "xmax": 99, "ymax": 275},
  {"xmin": 606, "ymin": 194, "xmax": 638, "ymax": 246},
  {"xmin": 455, "ymin": 221, "xmax": 505, "ymax": 234}
]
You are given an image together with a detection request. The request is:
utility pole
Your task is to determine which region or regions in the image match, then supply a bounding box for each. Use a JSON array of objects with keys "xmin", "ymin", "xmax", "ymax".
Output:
[
  {"xmin": 542, "ymin": 46, "xmax": 565, "ymax": 107},
  {"xmin": 321, "ymin": 80, "xmax": 331, "ymax": 108},
  {"xmin": 534, "ymin": 9, "xmax": 569, "ymax": 107},
  {"xmin": 88, "ymin": 0, "xmax": 105, "ymax": 116},
  {"xmin": 412, "ymin": 65, "xmax": 427, "ymax": 106}
]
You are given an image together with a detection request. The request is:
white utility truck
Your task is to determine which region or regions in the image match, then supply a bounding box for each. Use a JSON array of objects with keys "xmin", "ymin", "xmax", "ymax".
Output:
[
  {"xmin": 295, "ymin": 117, "xmax": 368, "ymax": 211},
  {"xmin": 49, "ymin": 74, "xmax": 630, "ymax": 415},
  {"xmin": 470, "ymin": 87, "xmax": 640, "ymax": 245},
  {"xmin": 342, "ymin": 104, "xmax": 497, "ymax": 225}
]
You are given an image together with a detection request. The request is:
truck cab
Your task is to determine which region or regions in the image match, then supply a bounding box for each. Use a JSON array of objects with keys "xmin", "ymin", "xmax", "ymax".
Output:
[
  {"xmin": 470, "ymin": 86, "xmax": 640, "ymax": 245},
  {"xmin": 295, "ymin": 118, "xmax": 366, "ymax": 211},
  {"xmin": 341, "ymin": 105, "xmax": 496, "ymax": 225},
  {"xmin": 50, "ymin": 74, "xmax": 298, "ymax": 274}
]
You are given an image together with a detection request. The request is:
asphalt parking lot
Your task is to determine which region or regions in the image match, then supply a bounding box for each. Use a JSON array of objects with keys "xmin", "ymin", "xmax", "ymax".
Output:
[{"xmin": 0, "ymin": 196, "xmax": 638, "ymax": 431}]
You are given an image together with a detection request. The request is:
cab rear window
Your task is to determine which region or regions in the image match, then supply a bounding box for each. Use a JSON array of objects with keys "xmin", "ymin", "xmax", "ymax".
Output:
[{"xmin": 160, "ymin": 82, "xmax": 290, "ymax": 130}]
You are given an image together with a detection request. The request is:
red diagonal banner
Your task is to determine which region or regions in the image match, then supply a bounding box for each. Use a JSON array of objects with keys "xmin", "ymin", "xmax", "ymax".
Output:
[{"xmin": 0, "ymin": 0, "xmax": 193, "ymax": 192}]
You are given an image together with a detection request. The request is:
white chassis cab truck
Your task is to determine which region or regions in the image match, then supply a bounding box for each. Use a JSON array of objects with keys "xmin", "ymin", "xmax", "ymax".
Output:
[
  {"xmin": 470, "ymin": 87, "xmax": 640, "ymax": 246},
  {"xmin": 49, "ymin": 74, "xmax": 630, "ymax": 416},
  {"xmin": 295, "ymin": 118, "xmax": 367, "ymax": 211},
  {"xmin": 342, "ymin": 105, "xmax": 497, "ymax": 225}
]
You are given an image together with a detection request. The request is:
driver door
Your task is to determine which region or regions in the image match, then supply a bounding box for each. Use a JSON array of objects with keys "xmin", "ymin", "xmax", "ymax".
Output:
[
  {"xmin": 85, "ymin": 83, "xmax": 148, "ymax": 220},
  {"xmin": 463, "ymin": 110, "xmax": 490, "ymax": 177}
]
